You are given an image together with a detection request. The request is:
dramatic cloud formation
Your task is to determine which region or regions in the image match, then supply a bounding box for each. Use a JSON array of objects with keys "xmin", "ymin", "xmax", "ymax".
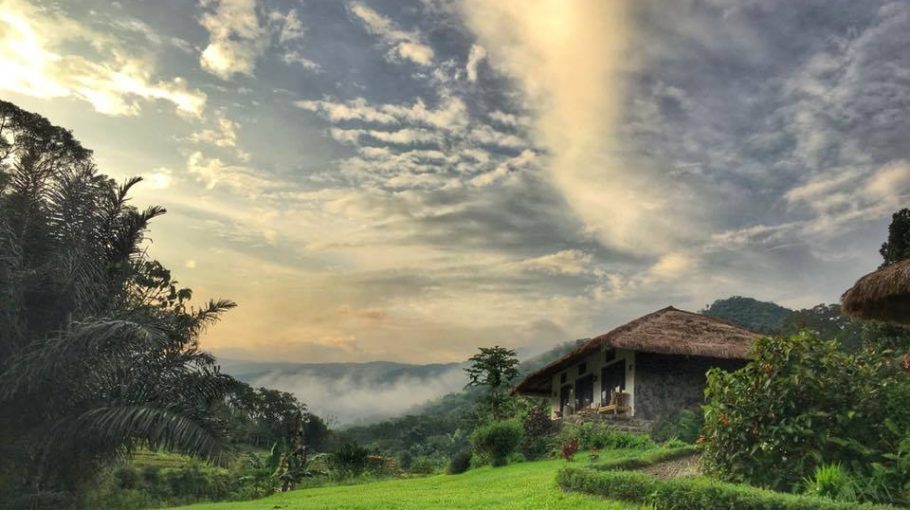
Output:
[{"xmin": 3, "ymin": 0, "xmax": 908, "ymax": 377}]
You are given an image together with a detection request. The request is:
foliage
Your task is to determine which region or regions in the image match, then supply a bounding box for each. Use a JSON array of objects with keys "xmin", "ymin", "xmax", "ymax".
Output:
[
  {"xmin": 781, "ymin": 304, "xmax": 865, "ymax": 352},
  {"xmin": 561, "ymin": 438, "xmax": 579, "ymax": 461},
  {"xmin": 446, "ymin": 450, "xmax": 472, "ymax": 475},
  {"xmin": 470, "ymin": 419, "xmax": 523, "ymax": 466},
  {"xmin": 803, "ymin": 464, "xmax": 858, "ymax": 503},
  {"xmin": 0, "ymin": 100, "xmax": 237, "ymax": 506},
  {"xmin": 520, "ymin": 403, "xmax": 556, "ymax": 459},
  {"xmin": 650, "ymin": 407, "xmax": 704, "ymax": 444},
  {"xmin": 556, "ymin": 466, "xmax": 897, "ymax": 510},
  {"xmin": 465, "ymin": 346, "xmax": 521, "ymax": 419},
  {"xmin": 331, "ymin": 441, "xmax": 370, "ymax": 477},
  {"xmin": 880, "ymin": 208, "xmax": 910, "ymax": 268},
  {"xmin": 221, "ymin": 384, "xmax": 331, "ymax": 452},
  {"xmin": 556, "ymin": 422, "xmax": 655, "ymax": 453},
  {"xmin": 409, "ymin": 456, "xmax": 441, "ymax": 474},
  {"xmin": 340, "ymin": 342, "xmax": 579, "ymax": 470},
  {"xmin": 702, "ymin": 330, "xmax": 910, "ymax": 503},
  {"xmin": 701, "ymin": 296, "xmax": 795, "ymax": 335}
]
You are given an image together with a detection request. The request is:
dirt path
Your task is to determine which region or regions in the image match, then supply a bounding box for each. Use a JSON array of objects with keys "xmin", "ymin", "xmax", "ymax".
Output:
[{"xmin": 639, "ymin": 454, "xmax": 701, "ymax": 479}]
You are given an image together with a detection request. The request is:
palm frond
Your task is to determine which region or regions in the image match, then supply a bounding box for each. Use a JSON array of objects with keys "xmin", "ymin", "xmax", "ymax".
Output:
[{"xmin": 64, "ymin": 405, "xmax": 229, "ymax": 464}]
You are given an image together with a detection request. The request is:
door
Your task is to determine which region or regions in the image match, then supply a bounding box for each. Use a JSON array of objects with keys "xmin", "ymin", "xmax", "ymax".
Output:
[
  {"xmin": 575, "ymin": 374, "xmax": 594, "ymax": 410},
  {"xmin": 559, "ymin": 384, "xmax": 572, "ymax": 414},
  {"xmin": 601, "ymin": 360, "xmax": 626, "ymax": 404}
]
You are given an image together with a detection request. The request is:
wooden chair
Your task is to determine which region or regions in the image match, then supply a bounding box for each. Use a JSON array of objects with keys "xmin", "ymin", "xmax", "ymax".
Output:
[{"xmin": 597, "ymin": 390, "xmax": 630, "ymax": 415}]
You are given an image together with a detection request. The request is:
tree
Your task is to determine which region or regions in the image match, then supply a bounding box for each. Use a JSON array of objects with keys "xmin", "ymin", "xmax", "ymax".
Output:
[
  {"xmin": 700, "ymin": 296, "xmax": 795, "ymax": 335},
  {"xmin": 782, "ymin": 303, "xmax": 864, "ymax": 351},
  {"xmin": 0, "ymin": 100, "xmax": 236, "ymax": 506},
  {"xmin": 880, "ymin": 208, "xmax": 910, "ymax": 267},
  {"xmin": 465, "ymin": 346, "xmax": 520, "ymax": 419}
]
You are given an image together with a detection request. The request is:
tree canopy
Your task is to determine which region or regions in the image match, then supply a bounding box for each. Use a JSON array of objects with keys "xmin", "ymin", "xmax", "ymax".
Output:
[
  {"xmin": 0, "ymin": 100, "xmax": 237, "ymax": 506},
  {"xmin": 880, "ymin": 208, "xmax": 910, "ymax": 268}
]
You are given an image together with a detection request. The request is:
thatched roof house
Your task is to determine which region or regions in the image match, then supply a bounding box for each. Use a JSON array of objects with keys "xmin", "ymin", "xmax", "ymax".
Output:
[
  {"xmin": 842, "ymin": 258, "xmax": 910, "ymax": 324},
  {"xmin": 513, "ymin": 306, "xmax": 760, "ymax": 422}
]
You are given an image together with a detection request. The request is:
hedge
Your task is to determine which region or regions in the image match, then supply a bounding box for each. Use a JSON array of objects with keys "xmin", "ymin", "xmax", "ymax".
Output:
[{"xmin": 556, "ymin": 467, "xmax": 899, "ymax": 510}]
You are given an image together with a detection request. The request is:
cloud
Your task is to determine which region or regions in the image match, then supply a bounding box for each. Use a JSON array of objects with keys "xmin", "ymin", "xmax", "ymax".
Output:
[
  {"xmin": 518, "ymin": 250, "xmax": 592, "ymax": 275},
  {"xmin": 186, "ymin": 151, "xmax": 275, "ymax": 195},
  {"xmin": 271, "ymin": 8, "xmax": 305, "ymax": 44},
  {"xmin": 349, "ymin": 2, "xmax": 434, "ymax": 66},
  {"xmin": 189, "ymin": 110, "xmax": 239, "ymax": 148},
  {"xmin": 462, "ymin": 0, "xmax": 688, "ymax": 255},
  {"xmin": 465, "ymin": 43, "xmax": 486, "ymax": 82},
  {"xmin": 199, "ymin": 0, "xmax": 266, "ymax": 79},
  {"xmin": 282, "ymin": 50, "xmax": 321, "ymax": 71},
  {"xmin": 249, "ymin": 366, "xmax": 467, "ymax": 424},
  {"xmin": 0, "ymin": 0, "xmax": 206, "ymax": 116}
]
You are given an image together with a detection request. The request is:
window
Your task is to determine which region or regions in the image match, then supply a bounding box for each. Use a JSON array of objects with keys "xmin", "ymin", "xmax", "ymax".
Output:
[
  {"xmin": 578, "ymin": 362, "xmax": 587, "ymax": 375},
  {"xmin": 605, "ymin": 349, "xmax": 616, "ymax": 363},
  {"xmin": 560, "ymin": 372, "xmax": 567, "ymax": 384}
]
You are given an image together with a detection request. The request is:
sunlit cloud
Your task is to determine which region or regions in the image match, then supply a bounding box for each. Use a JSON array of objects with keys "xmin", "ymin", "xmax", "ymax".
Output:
[
  {"xmin": 0, "ymin": 0, "xmax": 206, "ymax": 116},
  {"xmin": 349, "ymin": 2, "xmax": 434, "ymax": 66}
]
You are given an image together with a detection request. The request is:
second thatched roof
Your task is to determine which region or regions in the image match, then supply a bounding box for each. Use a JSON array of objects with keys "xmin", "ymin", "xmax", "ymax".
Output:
[
  {"xmin": 841, "ymin": 258, "xmax": 910, "ymax": 324},
  {"xmin": 512, "ymin": 306, "xmax": 761, "ymax": 395}
]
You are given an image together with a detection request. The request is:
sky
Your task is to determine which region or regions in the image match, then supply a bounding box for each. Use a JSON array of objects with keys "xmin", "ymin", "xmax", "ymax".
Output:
[{"xmin": 1, "ymin": 0, "xmax": 908, "ymax": 364}]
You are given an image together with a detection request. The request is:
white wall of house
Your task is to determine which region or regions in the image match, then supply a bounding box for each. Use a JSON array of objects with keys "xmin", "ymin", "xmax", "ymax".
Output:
[{"xmin": 548, "ymin": 347, "xmax": 636, "ymax": 418}]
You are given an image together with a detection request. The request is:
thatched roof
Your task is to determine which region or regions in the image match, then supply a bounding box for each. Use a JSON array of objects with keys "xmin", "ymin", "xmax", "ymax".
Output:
[
  {"xmin": 512, "ymin": 306, "xmax": 761, "ymax": 396},
  {"xmin": 841, "ymin": 258, "xmax": 910, "ymax": 324}
]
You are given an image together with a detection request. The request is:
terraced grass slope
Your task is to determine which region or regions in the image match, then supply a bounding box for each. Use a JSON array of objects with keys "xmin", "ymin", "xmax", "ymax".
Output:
[{"xmin": 165, "ymin": 458, "xmax": 636, "ymax": 510}]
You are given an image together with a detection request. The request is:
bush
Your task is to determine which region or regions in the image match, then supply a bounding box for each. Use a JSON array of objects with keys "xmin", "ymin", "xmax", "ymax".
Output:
[
  {"xmin": 561, "ymin": 437, "xmax": 579, "ymax": 461},
  {"xmin": 409, "ymin": 456, "xmax": 440, "ymax": 474},
  {"xmin": 331, "ymin": 441, "xmax": 370, "ymax": 477},
  {"xmin": 651, "ymin": 407, "xmax": 704, "ymax": 444},
  {"xmin": 557, "ymin": 466, "xmax": 897, "ymax": 510},
  {"xmin": 556, "ymin": 421, "xmax": 655, "ymax": 453},
  {"xmin": 446, "ymin": 450, "xmax": 472, "ymax": 475},
  {"xmin": 470, "ymin": 419, "xmax": 523, "ymax": 466},
  {"xmin": 521, "ymin": 405, "xmax": 555, "ymax": 459},
  {"xmin": 702, "ymin": 331, "xmax": 909, "ymax": 496}
]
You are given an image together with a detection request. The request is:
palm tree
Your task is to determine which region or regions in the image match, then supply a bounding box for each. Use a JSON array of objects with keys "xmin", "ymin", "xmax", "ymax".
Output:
[{"xmin": 0, "ymin": 100, "xmax": 237, "ymax": 506}]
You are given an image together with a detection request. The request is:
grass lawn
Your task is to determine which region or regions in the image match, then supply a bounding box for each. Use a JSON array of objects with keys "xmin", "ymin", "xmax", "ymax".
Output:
[{"xmin": 165, "ymin": 457, "xmax": 638, "ymax": 510}]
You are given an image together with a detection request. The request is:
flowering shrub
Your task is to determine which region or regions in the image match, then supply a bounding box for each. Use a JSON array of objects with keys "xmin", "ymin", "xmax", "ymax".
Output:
[{"xmin": 561, "ymin": 437, "xmax": 579, "ymax": 461}]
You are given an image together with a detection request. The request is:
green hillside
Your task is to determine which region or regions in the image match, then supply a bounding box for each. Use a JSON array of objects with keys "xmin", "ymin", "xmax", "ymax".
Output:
[
  {"xmin": 163, "ymin": 458, "xmax": 633, "ymax": 510},
  {"xmin": 700, "ymin": 296, "xmax": 795, "ymax": 334}
]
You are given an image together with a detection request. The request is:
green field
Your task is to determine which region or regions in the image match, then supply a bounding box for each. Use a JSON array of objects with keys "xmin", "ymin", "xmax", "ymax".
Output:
[{"xmin": 165, "ymin": 458, "xmax": 636, "ymax": 510}]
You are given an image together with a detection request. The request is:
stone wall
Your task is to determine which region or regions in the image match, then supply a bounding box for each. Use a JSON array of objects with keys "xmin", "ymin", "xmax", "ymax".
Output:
[{"xmin": 633, "ymin": 353, "xmax": 745, "ymax": 421}]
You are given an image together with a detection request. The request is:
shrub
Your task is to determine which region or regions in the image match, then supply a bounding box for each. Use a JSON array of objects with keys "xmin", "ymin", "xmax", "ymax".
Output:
[
  {"xmin": 446, "ymin": 450, "xmax": 472, "ymax": 475},
  {"xmin": 521, "ymin": 405, "xmax": 555, "ymax": 459},
  {"xmin": 331, "ymin": 441, "xmax": 370, "ymax": 477},
  {"xmin": 561, "ymin": 437, "xmax": 579, "ymax": 461},
  {"xmin": 556, "ymin": 466, "xmax": 897, "ymax": 510},
  {"xmin": 556, "ymin": 421, "xmax": 655, "ymax": 453},
  {"xmin": 409, "ymin": 456, "xmax": 440, "ymax": 474},
  {"xmin": 651, "ymin": 407, "xmax": 704, "ymax": 444},
  {"xmin": 702, "ymin": 331, "xmax": 908, "ymax": 495},
  {"xmin": 470, "ymin": 419, "xmax": 523, "ymax": 466}
]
